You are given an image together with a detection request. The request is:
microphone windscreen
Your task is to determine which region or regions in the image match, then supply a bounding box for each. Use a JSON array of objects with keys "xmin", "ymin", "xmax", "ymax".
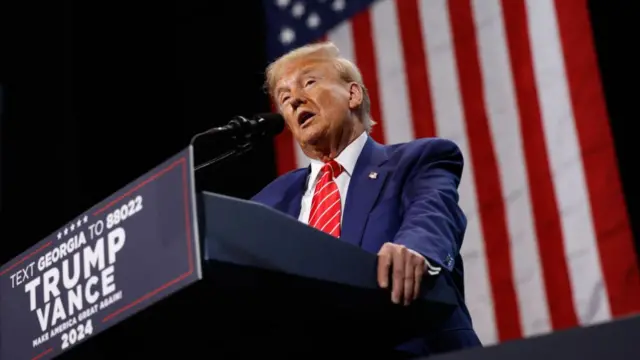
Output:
[{"xmin": 256, "ymin": 112, "xmax": 285, "ymax": 135}]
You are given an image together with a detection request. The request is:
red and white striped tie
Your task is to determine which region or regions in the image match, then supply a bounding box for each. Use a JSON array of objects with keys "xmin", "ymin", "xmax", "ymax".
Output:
[{"xmin": 308, "ymin": 160, "xmax": 343, "ymax": 237}]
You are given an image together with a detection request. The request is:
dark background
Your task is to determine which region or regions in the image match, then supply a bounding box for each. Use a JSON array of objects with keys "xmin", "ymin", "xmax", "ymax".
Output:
[{"xmin": 0, "ymin": 0, "xmax": 637, "ymax": 266}]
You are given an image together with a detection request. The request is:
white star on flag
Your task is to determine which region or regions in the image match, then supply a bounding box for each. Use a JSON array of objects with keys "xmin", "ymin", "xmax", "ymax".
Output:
[
  {"xmin": 306, "ymin": 13, "xmax": 320, "ymax": 29},
  {"xmin": 291, "ymin": 2, "xmax": 305, "ymax": 18},
  {"xmin": 279, "ymin": 27, "xmax": 295, "ymax": 45},
  {"xmin": 275, "ymin": 0, "xmax": 290, "ymax": 9},
  {"xmin": 331, "ymin": 0, "xmax": 345, "ymax": 12}
]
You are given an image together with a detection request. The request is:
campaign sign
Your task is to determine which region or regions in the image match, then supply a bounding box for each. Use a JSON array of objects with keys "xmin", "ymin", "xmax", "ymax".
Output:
[{"xmin": 0, "ymin": 147, "xmax": 202, "ymax": 360}]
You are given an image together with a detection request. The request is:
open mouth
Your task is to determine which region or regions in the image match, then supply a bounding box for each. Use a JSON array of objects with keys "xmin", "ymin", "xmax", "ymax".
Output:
[{"xmin": 297, "ymin": 111, "xmax": 316, "ymax": 126}]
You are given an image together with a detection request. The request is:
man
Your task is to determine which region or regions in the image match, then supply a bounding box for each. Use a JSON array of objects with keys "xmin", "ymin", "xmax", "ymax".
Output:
[{"xmin": 252, "ymin": 42, "xmax": 481, "ymax": 356}]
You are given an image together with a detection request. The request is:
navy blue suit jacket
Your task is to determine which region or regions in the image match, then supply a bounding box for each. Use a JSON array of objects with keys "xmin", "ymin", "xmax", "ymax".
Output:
[{"xmin": 252, "ymin": 136, "xmax": 481, "ymax": 355}]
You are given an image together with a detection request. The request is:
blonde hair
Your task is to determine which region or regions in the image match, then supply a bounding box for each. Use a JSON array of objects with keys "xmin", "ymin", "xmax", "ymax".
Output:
[{"xmin": 264, "ymin": 41, "xmax": 375, "ymax": 131}]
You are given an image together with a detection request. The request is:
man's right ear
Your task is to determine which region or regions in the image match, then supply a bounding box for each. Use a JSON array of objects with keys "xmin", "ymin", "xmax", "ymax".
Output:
[{"xmin": 348, "ymin": 82, "xmax": 364, "ymax": 111}]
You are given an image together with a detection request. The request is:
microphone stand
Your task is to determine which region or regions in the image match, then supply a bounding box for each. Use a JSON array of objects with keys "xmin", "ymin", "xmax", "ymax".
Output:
[
  {"xmin": 189, "ymin": 126, "xmax": 255, "ymax": 172},
  {"xmin": 193, "ymin": 142, "xmax": 253, "ymax": 172}
]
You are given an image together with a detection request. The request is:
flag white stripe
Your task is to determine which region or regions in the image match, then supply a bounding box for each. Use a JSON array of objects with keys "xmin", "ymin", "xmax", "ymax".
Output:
[
  {"xmin": 419, "ymin": 0, "xmax": 498, "ymax": 344},
  {"xmin": 526, "ymin": 0, "xmax": 611, "ymax": 326},
  {"xmin": 370, "ymin": 0, "xmax": 415, "ymax": 144},
  {"xmin": 329, "ymin": 21, "xmax": 356, "ymax": 62},
  {"xmin": 472, "ymin": 0, "xmax": 551, "ymax": 337}
]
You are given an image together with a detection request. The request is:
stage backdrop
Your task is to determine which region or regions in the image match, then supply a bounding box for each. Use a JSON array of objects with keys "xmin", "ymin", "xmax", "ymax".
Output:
[{"xmin": 264, "ymin": 0, "xmax": 640, "ymax": 345}]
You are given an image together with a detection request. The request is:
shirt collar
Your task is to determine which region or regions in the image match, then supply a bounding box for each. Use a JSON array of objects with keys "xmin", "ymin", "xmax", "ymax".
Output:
[{"xmin": 308, "ymin": 131, "xmax": 368, "ymax": 183}]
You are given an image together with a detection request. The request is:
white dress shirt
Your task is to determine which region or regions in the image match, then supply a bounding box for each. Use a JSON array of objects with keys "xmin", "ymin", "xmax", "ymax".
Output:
[{"xmin": 298, "ymin": 131, "xmax": 368, "ymax": 224}]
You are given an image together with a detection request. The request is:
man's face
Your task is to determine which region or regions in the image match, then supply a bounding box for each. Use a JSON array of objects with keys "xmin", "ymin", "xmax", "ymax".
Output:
[{"xmin": 273, "ymin": 57, "xmax": 359, "ymax": 151}]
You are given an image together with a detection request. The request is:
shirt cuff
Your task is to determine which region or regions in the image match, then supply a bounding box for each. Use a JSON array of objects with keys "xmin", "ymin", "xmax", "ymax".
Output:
[{"xmin": 408, "ymin": 249, "xmax": 442, "ymax": 275}]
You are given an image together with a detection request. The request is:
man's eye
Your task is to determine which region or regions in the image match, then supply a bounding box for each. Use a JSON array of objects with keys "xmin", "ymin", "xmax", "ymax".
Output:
[{"xmin": 305, "ymin": 79, "xmax": 316, "ymax": 86}]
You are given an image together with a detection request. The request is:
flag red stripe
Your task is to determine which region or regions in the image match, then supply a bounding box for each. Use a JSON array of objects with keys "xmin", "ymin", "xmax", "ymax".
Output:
[
  {"xmin": 351, "ymin": 9, "xmax": 387, "ymax": 144},
  {"xmin": 501, "ymin": 0, "xmax": 579, "ymax": 330},
  {"xmin": 395, "ymin": 0, "xmax": 437, "ymax": 138},
  {"xmin": 554, "ymin": 0, "xmax": 640, "ymax": 316},
  {"xmin": 448, "ymin": 0, "xmax": 522, "ymax": 341},
  {"xmin": 274, "ymin": 130, "xmax": 298, "ymax": 174}
]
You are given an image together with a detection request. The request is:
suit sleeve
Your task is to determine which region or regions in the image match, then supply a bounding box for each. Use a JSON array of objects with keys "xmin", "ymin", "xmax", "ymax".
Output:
[{"xmin": 392, "ymin": 138, "xmax": 467, "ymax": 274}]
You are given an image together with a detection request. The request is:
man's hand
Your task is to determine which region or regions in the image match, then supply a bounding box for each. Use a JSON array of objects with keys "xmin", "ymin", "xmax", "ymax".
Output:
[{"xmin": 377, "ymin": 242, "xmax": 427, "ymax": 306}]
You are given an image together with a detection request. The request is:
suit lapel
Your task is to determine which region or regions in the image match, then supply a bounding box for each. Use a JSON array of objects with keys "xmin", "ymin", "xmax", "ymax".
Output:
[
  {"xmin": 341, "ymin": 137, "xmax": 389, "ymax": 247},
  {"xmin": 279, "ymin": 168, "xmax": 309, "ymax": 219}
]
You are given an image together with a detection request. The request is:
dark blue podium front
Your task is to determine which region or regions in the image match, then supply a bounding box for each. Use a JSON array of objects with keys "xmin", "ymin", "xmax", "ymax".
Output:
[{"xmin": 56, "ymin": 191, "xmax": 458, "ymax": 358}]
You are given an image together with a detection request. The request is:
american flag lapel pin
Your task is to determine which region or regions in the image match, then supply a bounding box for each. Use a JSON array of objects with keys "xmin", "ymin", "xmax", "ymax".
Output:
[{"xmin": 368, "ymin": 171, "xmax": 378, "ymax": 179}]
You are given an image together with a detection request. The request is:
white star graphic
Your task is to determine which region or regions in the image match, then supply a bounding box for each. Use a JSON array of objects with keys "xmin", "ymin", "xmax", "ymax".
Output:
[
  {"xmin": 64, "ymin": 228, "xmax": 68, "ymax": 236},
  {"xmin": 307, "ymin": 13, "xmax": 321, "ymax": 28},
  {"xmin": 291, "ymin": 2, "xmax": 305, "ymax": 18},
  {"xmin": 76, "ymin": 219, "xmax": 82, "ymax": 227},
  {"xmin": 332, "ymin": 0, "xmax": 345, "ymax": 12},
  {"xmin": 275, "ymin": 0, "xmax": 290, "ymax": 8},
  {"xmin": 83, "ymin": 215, "xmax": 88, "ymax": 223},
  {"xmin": 57, "ymin": 232, "xmax": 62, "ymax": 240},
  {"xmin": 70, "ymin": 224, "xmax": 75, "ymax": 231},
  {"xmin": 279, "ymin": 27, "xmax": 296, "ymax": 45}
]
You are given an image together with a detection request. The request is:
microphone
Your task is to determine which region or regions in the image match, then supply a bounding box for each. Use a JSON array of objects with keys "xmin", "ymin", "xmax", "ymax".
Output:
[
  {"xmin": 190, "ymin": 113, "xmax": 285, "ymax": 145},
  {"xmin": 190, "ymin": 112, "xmax": 285, "ymax": 171}
]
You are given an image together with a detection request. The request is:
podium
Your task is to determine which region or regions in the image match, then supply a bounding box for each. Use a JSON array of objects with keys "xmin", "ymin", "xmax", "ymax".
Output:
[{"xmin": 0, "ymin": 147, "xmax": 457, "ymax": 359}]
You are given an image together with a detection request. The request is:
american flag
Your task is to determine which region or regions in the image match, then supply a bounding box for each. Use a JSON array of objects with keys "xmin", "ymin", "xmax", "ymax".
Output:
[{"xmin": 263, "ymin": 0, "xmax": 640, "ymax": 345}]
